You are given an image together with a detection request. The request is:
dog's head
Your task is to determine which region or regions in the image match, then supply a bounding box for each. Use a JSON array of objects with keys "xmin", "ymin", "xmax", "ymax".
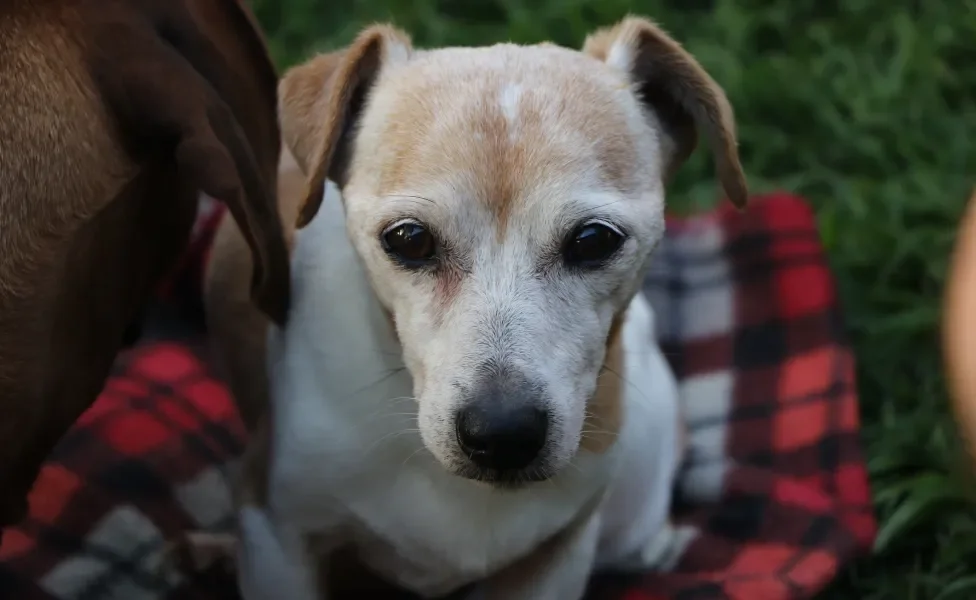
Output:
[{"xmin": 280, "ymin": 17, "xmax": 746, "ymax": 487}]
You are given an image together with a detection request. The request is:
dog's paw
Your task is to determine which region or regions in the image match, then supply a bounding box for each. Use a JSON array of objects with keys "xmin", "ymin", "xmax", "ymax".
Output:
[
  {"xmin": 158, "ymin": 531, "xmax": 238, "ymax": 576},
  {"xmin": 639, "ymin": 522, "xmax": 697, "ymax": 571}
]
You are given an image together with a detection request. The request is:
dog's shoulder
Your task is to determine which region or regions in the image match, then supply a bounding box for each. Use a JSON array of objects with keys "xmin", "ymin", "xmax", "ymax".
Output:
[{"xmin": 594, "ymin": 293, "xmax": 682, "ymax": 564}]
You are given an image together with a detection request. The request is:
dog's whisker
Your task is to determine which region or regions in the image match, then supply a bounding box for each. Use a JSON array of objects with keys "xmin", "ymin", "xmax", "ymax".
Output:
[
  {"xmin": 302, "ymin": 345, "xmax": 405, "ymax": 361},
  {"xmin": 355, "ymin": 400, "xmax": 419, "ymax": 423},
  {"xmin": 400, "ymin": 446, "xmax": 428, "ymax": 468},
  {"xmin": 360, "ymin": 428, "xmax": 423, "ymax": 459},
  {"xmin": 369, "ymin": 412, "xmax": 420, "ymax": 419},
  {"xmin": 385, "ymin": 395, "xmax": 419, "ymax": 406},
  {"xmin": 540, "ymin": 469, "xmax": 560, "ymax": 491},
  {"xmin": 580, "ymin": 366, "xmax": 656, "ymax": 460},
  {"xmin": 333, "ymin": 367, "xmax": 410, "ymax": 404},
  {"xmin": 610, "ymin": 345, "xmax": 683, "ymax": 359},
  {"xmin": 563, "ymin": 460, "xmax": 584, "ymax": 477},
  {"xmin": 600, "ymin": 365, "xmax": 655, "ymax": 408}
]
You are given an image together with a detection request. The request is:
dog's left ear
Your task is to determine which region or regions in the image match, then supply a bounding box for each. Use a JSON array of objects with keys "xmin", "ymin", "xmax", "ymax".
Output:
[
  {"xmin": 279, "ymin": 25, "xmax": 413, "ymax": 228},
  {"xmin": 583, "ymin": 17, "xmax": 747, "ymax": 208}
]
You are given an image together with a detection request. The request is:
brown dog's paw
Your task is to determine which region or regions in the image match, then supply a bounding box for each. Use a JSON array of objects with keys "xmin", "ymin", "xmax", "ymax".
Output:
[{"xmin": 159, "ymin": 531, "xmax": 238, "ymax": 576}]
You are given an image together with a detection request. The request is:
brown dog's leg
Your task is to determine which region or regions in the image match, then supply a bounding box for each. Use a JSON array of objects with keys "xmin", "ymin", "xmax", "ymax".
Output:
[{"xmin": 161, "ymin": 531, "xmax": 238, "ymax": 574}]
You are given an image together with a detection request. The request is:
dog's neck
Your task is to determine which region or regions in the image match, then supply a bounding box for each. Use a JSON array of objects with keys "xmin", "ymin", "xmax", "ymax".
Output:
[
  {"xmin": 265, "ymin": 181, "xmax": 428, "ymax": 506},
  {"xmin": 268, "ymin": 179, "xmax": 413, "ymax": 432}
]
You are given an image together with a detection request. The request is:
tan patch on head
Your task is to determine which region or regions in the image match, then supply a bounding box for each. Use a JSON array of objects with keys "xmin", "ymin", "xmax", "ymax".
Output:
[
  {"xmin": 372, "ymin": 46, "xmax": 640, "ymax": 235},
  {"xmin": 581, "ymin": 313, "xmax": 625, "ymax": 453}
]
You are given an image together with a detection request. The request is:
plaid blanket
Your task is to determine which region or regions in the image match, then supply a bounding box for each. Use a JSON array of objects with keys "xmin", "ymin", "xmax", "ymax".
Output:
[{"xmin": 0, "ymin": 192, "xmax": 877, "ymax": 600}]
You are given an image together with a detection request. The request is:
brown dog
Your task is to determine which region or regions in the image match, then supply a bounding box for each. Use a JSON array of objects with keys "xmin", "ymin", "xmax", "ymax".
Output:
[{"xmin": 0, "ymin": 0, "xmax": 290, "ymax": 536}]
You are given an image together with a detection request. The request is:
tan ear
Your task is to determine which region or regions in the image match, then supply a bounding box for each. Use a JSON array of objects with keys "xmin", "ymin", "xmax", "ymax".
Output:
[
  {"xmin": 583, "ymin": 17, "xmax": 748, "ymax": 208},
  {"xmin": 278, "ymin": 25, "xmax": 412, "ymax": 228}
]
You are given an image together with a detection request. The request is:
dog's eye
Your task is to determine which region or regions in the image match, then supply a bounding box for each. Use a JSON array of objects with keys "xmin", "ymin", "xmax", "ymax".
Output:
[
  {"xmin": 563, "ymin": 221, "xmax": 625, "ymax": 268},
  {"xmin": 381, "ymin": 221, "xmax": 438, "ymax": 267}
]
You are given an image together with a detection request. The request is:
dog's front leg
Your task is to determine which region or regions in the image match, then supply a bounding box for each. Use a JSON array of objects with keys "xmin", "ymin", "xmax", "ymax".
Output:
[
  {"xmin": 471, "ymin": 502, "xmax": 602, "ymax": 600},
  {"xmin": 237, "ymin": 505, "xmax": 324, "ymax": 600}
]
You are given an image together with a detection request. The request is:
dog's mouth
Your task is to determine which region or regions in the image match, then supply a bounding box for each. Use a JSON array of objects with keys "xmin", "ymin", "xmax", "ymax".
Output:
[{"xmin": 452, "ymin": 461, "xmax": 556, "ymax": 489}]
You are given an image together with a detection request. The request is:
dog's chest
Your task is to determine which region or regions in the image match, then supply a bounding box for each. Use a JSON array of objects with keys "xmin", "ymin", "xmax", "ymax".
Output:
[
  {"xmin": 271, "ymin": 398, "xmax": 607, "ymax": 596},
  {"xmin": 339, "ymin": 474, "xmax": 598, "ymax": 596}
]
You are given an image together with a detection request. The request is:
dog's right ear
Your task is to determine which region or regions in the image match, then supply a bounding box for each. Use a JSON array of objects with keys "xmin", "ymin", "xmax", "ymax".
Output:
[
  {"xmin": 279, "ymin": 25, "xmax": 413, "ymax": 228},
  {"xmin": 583, "ymin": 17, "xmax": 747, "ymax": 208}
]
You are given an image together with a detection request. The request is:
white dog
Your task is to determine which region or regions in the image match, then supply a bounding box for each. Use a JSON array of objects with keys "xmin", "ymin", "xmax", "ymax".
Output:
[{"xmin": 205, "ymin": 15, "xmax": 747, "ymax": 600}]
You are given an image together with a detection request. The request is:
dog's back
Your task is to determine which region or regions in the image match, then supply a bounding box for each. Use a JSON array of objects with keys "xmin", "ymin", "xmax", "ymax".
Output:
[
  {"xmin": 0, "ymin": 0, "xmax": 289, "ymax": 532},
  {"xmin": 0, "ymin": 1, "xmax": 142, "ymax": 530}
]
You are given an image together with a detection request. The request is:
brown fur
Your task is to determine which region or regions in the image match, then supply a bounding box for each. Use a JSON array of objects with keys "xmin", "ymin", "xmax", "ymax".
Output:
[
  {"xmin": 281, "ymin": 26, "xmax": 413, "ymax": 228},
  {"xmin": 0, "ymin": 0, "xmax": 289, "ymax": 533},
  {"xmin": 580, "ymin": 315, "xmax": 625, "ymax": 454},
  {"xmin": 277, "ymin": 51, "xmax": 346, "ymax": 176}
]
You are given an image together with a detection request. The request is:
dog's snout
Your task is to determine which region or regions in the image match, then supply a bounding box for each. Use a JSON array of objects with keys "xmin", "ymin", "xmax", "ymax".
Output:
[
  {"xmin": 454, "ymin": 367, "xmax": 550, "ymax": 472},
  {"xmin": 455, "ymin": 403, "xmax": 549, "ymax": 471}
]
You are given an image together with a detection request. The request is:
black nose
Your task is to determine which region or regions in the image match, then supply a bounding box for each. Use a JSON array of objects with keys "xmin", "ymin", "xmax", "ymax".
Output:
[{"xmin": 455, "ymin": 403, "xmax": 549, "ymax": 471}]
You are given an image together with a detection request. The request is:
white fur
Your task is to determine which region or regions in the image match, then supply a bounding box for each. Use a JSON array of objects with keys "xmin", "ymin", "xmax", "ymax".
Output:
[
  {"xmin": 605, "ymin": 40, "xmax": 635, "ymax": 74},
  {"xmin": 499, "ymin": 82, "xmax": 523, "ymax": 141}
]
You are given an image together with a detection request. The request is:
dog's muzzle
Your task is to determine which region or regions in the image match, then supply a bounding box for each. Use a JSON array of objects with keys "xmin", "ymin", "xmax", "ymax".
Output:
[{"xmin": 452, "ymin": 366, "xmax": 552, "ymax": 485}]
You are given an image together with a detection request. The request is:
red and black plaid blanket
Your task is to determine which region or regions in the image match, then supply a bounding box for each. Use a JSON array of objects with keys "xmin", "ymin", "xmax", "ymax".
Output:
[{"xmin": 0, "ymin": 192, "xmax": 877, "ymax": 600}]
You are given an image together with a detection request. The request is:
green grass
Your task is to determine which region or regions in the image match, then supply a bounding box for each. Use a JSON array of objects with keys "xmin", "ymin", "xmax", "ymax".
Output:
[{"xmin": 248, "ymin": 0, "xmax": 976, "ymax": 597}]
